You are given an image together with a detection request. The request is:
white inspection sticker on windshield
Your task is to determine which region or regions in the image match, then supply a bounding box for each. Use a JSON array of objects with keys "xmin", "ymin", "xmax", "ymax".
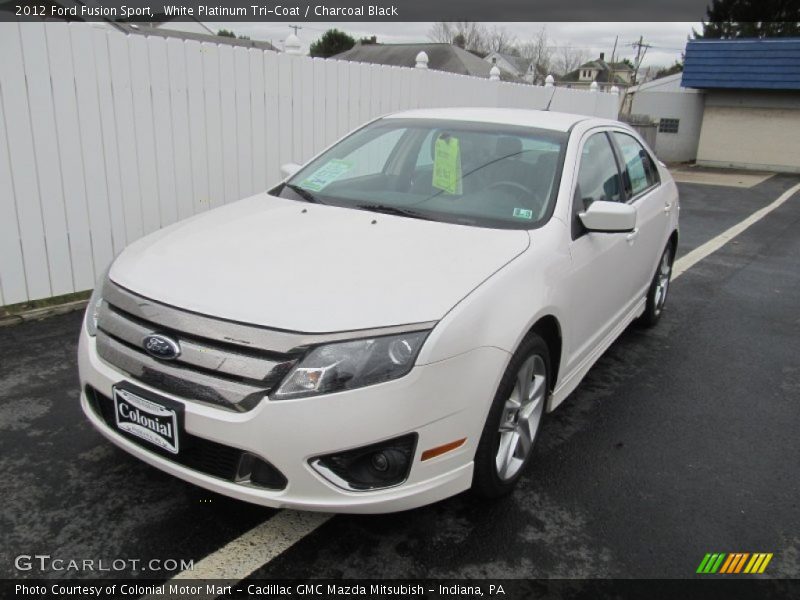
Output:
[
  {"xmin": 513, "ymin": 207, "xmax": 534, "ymax": 220},
  {"xmin": 299, "ymin": 159, "xmax": 353, "ymax": 192}
]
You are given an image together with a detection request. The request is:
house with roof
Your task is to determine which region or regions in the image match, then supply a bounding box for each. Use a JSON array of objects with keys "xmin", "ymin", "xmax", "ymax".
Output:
[
  {"xmin": 111, "ymin": 22, "xmax": 278, "ymax": 52},
  {"xmin": 483, "ymin": 51, "xmax": 535, "ymax": 83},
  {"xmin": 682, "ymin": 37, "xmax": 800, "ymax": 173},
  {"xmin": 559, "ymin": 53, "xmax": 633, "ymax": 91},
  {"xmin": 0, "ymin": 0, "xmax": 279, "ymax": 51},
  {"xmin": 126, "ymin": 17, "xmax": 215, "ymax": 37},
  {"xmin": 332, "ymin": 42, "xmax": 519, "ymax": 80}
]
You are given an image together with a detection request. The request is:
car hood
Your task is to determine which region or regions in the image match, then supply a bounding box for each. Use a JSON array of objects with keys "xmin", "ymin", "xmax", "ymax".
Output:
[{"xmin": 109, "ymin": 194, "xmax": 530, "ymax": 333}]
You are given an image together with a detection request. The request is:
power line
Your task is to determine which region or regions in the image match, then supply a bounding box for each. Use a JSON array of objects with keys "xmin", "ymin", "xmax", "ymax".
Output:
[{"xmin": 647, "ymin": 45, "xmax": 687, "ymax": 51}]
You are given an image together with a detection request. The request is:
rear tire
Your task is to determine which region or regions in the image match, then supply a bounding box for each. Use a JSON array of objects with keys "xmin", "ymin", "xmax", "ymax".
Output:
[
  {"xmin": 639, "ymin": 240, "xmax": 675, "ymax": 328},
  {"xmin": 472, "ymin": 332, "xmax": 550, "ymax": 499}
]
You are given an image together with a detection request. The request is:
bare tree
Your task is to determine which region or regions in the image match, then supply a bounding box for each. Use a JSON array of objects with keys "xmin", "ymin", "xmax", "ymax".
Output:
[
  {"xmin": 517, "ymin": 27, "xmax": 553, "ymax": 84},
  {"xmin": 553, "ymin": 45, "xmax": 590, "ymax": 75},
  {"xmin": 428, "ymin": 22, "xmax": 490, "ymax": 55},
  {"xmin": 485, "ymin": 26, "xmax": 517, "ymax": 54},
  {"xmin": 428, "ymin": 21, "xmax": 457, "ymax": 44}
]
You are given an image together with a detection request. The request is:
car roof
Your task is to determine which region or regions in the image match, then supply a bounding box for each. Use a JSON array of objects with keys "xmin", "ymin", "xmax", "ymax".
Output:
[{"xmin": 382, "ymin": 107, "xmax": 601, "ymax": 132}]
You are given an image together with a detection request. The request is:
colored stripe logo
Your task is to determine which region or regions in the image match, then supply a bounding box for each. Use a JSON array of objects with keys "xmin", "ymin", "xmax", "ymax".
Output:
[{"xmin": 697, "ymin": 553, "xmax": 773, "ymax": 574}]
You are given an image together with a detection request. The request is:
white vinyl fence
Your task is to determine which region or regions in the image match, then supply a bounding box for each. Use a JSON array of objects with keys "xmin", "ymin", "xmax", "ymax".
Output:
[{"xmin": 0, "ymin": 22, "xmax": 619, "ymax": 306}]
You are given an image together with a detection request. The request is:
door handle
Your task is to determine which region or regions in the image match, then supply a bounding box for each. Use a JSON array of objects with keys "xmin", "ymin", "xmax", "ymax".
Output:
[
  {"xmin": 664, "ymin": 201, "xmax": 673, "ymax": 214},
  {"xmin": 626, "ymin": 228, "xmax": 639, "ymax": 244}
]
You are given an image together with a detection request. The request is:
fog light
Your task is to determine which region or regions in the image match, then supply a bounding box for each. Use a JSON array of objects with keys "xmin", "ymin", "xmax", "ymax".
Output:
[
  {"xmin": 310, "ymin": 433, "xmax": 417, "ymax": 491},
  {"xmin": 371, "ymin": 452, "xmax": 389, "ymax": 472},
  {"xmin": 236, "ymin": 453, "xmax": 288, "ymax": 490}
]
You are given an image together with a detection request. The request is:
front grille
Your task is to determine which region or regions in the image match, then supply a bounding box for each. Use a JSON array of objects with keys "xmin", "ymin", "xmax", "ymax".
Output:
[
  {"xmin": 95, "ymin": 281, "xmax": 300, "ymax": 412},
  {"xmin": 86, "ymin": 386, "xmax": 287, "ymax": 490}
]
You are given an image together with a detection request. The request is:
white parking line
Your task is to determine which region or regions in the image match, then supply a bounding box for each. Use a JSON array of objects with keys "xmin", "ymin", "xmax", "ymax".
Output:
[
  {"xmin": 146, "ymin": 181, "xmax": 800, "ymax": 596},
  {"xmin": 148, "ymin": 510, "xmax": 331, "ymax": 597},
  {"xmin": 672, "ymin": 182, "xmax": 800, "ymax": 280}
]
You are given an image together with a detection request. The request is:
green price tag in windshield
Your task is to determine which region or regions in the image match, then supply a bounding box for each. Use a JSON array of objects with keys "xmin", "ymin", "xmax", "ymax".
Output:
[{"xmin": 432, "ymin": 136, "xmax": 462, "ymax": 195}]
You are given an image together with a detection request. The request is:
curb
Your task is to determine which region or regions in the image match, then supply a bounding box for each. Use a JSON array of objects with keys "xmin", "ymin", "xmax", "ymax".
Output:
[{"xmin": 0, "ymin": 300, "xmax": 89, "ymax": 328}]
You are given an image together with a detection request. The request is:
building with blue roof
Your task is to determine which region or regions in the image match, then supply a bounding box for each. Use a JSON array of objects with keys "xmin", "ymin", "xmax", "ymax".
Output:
[
  {"xmin": 679, "ymin": 38, "xmax": 800, "ymax": 172},
  {"xmin": 682, "ymin": 38, "xmax": 800, "ymax": 91}
]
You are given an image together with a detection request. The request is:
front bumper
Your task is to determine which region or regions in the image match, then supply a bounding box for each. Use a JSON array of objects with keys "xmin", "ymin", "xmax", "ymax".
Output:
[{"xmin": 78, "ymin": 327, "xmax": 509, "ymax": 513}]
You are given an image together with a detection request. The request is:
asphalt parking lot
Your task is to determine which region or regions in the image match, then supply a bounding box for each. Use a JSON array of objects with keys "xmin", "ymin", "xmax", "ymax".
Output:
[{"xmin": 1, "ymin": 173, "xmax": 799, "ymax": 582}]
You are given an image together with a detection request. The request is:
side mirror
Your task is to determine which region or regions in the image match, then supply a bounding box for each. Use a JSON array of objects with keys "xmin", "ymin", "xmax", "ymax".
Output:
[
  {"xmin": 579, "ymin": 200, "xmax": 637, "ymax": 233},
  {"xmin": 280, "ymin": 163, "xmax": 302, "ymax": 179}
]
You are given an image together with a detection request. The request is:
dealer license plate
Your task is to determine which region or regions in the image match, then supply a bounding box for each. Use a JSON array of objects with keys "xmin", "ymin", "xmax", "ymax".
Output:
[{"xmin": 112, "ymin": 385, "xmax": 181, "ymax": 454}]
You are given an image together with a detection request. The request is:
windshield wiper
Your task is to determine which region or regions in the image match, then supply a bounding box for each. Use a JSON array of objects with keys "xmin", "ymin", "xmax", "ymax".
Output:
[
  {"xmin": 355, "ymin": 203, "xmax": 432, "ymax": 221},
  {"xmin": 284, "ymin": 183, "xmax": 325, "ymax": 204}
]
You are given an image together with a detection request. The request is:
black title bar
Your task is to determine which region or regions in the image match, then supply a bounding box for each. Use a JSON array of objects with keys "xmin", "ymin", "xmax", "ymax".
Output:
[
  {"xmin": 5, "ymin": 578, "xmax": 800, "ymax": 600},
  {"xmin": 2, "ymin": 0, "xmax": 730, "ymax": 23}
]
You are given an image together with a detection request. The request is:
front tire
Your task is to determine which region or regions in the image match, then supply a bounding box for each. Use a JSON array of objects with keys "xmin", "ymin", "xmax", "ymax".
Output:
[
  {"xmin": 472, "ymin": 332, "xmax": 550, "ymax": 499},
  {"xmin": 639, "ymin": 241, "xmax": 674, "ymax": 328}
]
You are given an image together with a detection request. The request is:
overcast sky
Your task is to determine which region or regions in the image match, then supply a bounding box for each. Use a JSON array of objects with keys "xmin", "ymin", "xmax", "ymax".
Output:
[{"xmin": 211, "ymin": 22, "xmax": 699, "ymax": 68}]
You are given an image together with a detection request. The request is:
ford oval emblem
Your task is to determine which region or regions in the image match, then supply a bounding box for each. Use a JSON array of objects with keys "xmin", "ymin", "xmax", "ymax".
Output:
[{"xmin": 142, "ymin": 333, "xmax": 181, "ymax": 360}]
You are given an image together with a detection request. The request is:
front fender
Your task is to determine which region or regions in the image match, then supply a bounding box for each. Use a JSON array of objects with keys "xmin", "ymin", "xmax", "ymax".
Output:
[{"xmin": 417, "ymin": 219, "xmax": 572, "ymax": 380}]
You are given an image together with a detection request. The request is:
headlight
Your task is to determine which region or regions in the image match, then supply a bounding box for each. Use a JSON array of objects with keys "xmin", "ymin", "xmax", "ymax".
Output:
[
  {"xmin": 84, "ymin": 274, "xmax": 107, "ymax": 338},
  {"xmin": 272, "ymin": 331, "xmax": 430, "ymax": 400},
  {"xmin": 84, "ymin": 287, "xmax": 103, "ymax": 337}
]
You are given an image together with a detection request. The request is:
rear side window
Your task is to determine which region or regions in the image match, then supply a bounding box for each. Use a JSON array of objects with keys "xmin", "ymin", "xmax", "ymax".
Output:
[{"xmin": 613, "ymin": 132, "xmax": 659, "ymax": 197}]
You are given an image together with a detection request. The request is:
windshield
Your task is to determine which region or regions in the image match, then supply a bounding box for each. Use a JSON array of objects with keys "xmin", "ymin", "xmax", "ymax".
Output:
[{"xmin": 276, "ymin": 118, "xmax": 567, "ymax": 229}]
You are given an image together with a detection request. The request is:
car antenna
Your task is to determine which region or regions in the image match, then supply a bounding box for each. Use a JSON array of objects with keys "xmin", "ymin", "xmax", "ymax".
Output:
[{"xmin": 544, "ymin": 86, "xmax": 557, "ymax": 111}]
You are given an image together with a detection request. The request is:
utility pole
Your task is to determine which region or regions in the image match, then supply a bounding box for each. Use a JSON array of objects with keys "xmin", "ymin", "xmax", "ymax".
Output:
[
  {"xmin": 289, "ymin": 24, "xmax": 302, "ymax": 36},
  {"xmin": 609, "ymin": 35, "xmax": 619, "ymax": 91},
  {"xmin": 631, "ymin": 36, "xmax": 652, "ymax": 86}
]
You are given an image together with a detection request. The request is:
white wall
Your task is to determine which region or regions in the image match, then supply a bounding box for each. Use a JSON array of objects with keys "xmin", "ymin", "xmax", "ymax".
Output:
[
  {"xmin": 629, "ymin": 76, "xmax": 704, "ymax": 163},
  {"xmin": 0, "ymin": 22, "xmax": 618, "ymax": 306},
  {"xmin": 632, "ymin": 92, "xmax": 704, "ymax": 162}
]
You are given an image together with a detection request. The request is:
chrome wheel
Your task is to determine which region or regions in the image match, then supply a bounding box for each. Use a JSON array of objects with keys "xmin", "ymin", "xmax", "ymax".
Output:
[
  {"xmin": 653, "ymin": 249, "xmax": 672, "ymax": 315},
  {"xmin": 495, "ymin": 354, "xmax": 547, "ymax": 481}
]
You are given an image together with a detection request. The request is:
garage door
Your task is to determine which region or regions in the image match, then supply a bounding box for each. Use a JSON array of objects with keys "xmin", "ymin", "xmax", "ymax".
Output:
[{"xmin": 697, "ymin": 105, "xmax": 800, "ymax": 173}]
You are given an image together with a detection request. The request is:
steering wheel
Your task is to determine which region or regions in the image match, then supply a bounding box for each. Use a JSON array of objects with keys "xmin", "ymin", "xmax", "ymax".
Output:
[
  {"xmin": 486, "ymin": 180, "xmax": 536, "ymax": 199},
  {"xmin": 486, "ymin": 180, "xmax": 534, "ymax": 196}
]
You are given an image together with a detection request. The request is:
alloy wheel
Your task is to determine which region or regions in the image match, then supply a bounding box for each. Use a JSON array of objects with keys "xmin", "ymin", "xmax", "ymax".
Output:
[
  {"xmin": 653, "ymin": 249, "xmax": 672, "ymax": 315},
  {"xmin": 495, "ymin": 354, "xmax": 547, "ymax": 481}
]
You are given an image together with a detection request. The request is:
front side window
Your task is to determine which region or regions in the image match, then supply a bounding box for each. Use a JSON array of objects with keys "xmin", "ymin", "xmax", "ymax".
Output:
[
  {"xmin": 277, "ymin": 119, "xmax": 567, "ymax": 229},
  {"xmin": 613, "ymin": 132, "xmax": 659, "ymax": 197},
  {"xmin": 575, "ymin": 132, "xmax": 623, "ymax": 211}
]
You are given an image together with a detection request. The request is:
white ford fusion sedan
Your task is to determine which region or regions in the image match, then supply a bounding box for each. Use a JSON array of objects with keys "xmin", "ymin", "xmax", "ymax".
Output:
[{"xmin": 78, "ymin": 108, "xmax": 678, "ymax": 513}]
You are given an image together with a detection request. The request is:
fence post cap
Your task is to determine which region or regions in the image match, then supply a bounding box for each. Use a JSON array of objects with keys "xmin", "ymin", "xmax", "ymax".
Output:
[
  {"xmin": 489, "ymin": 65, "xmax": 501, "ymax": 81},
  {"xmin": 589, "ymin": 81, "xmax": 599, "ymax": 92},
  {"xmin": 610, "ymin": 85, "xmax": 620, "ymax": 95},
  {"xmin": 415, "ymin": 51, "xmax": 429, "ymax": 69},
  {"xmin": 284, "ymin": 33, "xmax": 302, "ymax": 55},
  {"xmin": 544, "ymin": 74, "xmax": 554, "ymax": 87}
]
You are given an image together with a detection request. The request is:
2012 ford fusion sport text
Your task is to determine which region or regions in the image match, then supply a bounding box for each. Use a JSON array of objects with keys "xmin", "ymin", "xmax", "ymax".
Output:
[{"xmin": 78, "ymin": 107, "xmax": 679, "ymax": 513}]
